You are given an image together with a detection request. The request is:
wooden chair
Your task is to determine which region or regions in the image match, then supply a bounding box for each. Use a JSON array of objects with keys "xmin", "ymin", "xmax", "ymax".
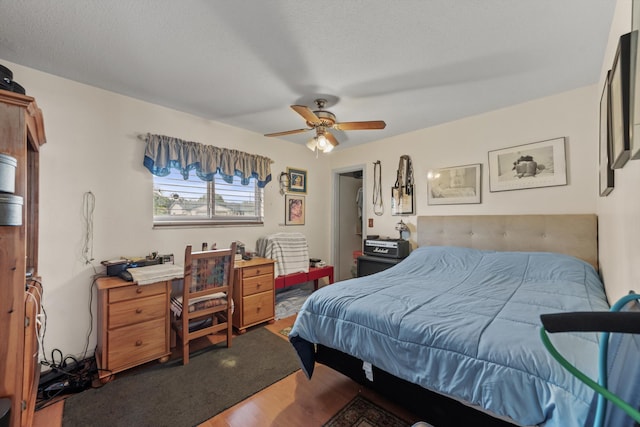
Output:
[{"xmin": 171, "ymin": 242, "xmax": 236, "ymax": 365}]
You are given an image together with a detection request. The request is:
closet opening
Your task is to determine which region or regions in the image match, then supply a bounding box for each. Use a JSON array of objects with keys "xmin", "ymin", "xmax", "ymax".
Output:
[{"xmin": 332, "ymin": 166, "xmax": 365, "ymax": 282}]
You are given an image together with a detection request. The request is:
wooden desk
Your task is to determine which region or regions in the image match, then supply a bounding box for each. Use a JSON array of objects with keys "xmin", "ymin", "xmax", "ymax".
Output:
[
  {"xmin": 95, "ymin": 276, "xmax": 171, "ymax": 381},
  {"xmin": 95, "ymin": 257, "xmax": 279, "ymax": 360}
]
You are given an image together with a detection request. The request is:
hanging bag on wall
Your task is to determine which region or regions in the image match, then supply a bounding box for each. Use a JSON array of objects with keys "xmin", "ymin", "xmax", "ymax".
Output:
[{"xmin": 391, "ymin": 155, "xmax": 414, "ymax": 215}]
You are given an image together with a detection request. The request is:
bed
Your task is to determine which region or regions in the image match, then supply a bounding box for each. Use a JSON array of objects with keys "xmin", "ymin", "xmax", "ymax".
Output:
[{"xmin": 289, "ymin": 214, "xmax": 610, "ymax": 427}]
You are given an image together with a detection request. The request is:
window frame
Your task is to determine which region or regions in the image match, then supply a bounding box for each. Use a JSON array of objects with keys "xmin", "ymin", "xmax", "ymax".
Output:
[{"xmin": 152, "ymin": 170, "xmax": 264, "ymax": 228}]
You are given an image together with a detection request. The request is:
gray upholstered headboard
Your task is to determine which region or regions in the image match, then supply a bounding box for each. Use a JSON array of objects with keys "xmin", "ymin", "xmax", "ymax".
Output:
[{"xmin": 417, "ymin": 214, "xmax": 598, "ymax": 270}]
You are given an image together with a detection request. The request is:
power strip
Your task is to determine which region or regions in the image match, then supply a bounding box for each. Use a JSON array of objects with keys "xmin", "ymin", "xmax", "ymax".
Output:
[{"xmin": 37, "ymin": 357, "xmax": 96, "ymax": 400}]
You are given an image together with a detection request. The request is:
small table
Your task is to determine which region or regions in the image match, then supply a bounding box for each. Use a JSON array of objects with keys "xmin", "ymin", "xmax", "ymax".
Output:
[
  {"xmin": 308, "ymin": 266, "xmax": 335, "ymax": 290},
  {"xmin": 274, "ymin": 265, "xmax": 334, "ymax": 291}
]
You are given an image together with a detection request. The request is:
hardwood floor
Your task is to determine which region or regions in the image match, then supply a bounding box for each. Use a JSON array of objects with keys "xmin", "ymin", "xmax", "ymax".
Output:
[{"xmin": 33, "ymin": 316, "xmax": 420, "ymax": 427}]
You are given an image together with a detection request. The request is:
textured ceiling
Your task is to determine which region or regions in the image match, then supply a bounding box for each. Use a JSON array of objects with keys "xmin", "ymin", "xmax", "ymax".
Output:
[{"xmin": 0, "ymin": 1, "xmax": 616, "ymax": 150}]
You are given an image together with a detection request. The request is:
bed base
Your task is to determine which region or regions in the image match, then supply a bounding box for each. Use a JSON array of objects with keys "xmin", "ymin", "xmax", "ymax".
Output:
[{"xmin": 316, "ymin": 344, "xmax": 518, "ymax": 427}]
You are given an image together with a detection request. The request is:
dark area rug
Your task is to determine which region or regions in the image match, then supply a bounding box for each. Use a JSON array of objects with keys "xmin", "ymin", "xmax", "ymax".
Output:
[
  {"xmin": 323, "ymin": 395, "xmax": 418, "ymax": 427},
  {"xmin": 62, "ymin": 328, "xmax": 300, "ymax": 427}
]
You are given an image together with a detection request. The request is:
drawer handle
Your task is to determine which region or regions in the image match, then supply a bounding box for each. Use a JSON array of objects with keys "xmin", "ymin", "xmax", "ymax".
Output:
[
  {"xmin": 256, "ymin": 269, "xmax": 261, "ymax": 274},
  {"xmin": 136, "ymin": 288, "xmax": 143, "ymax": 294},
  {"xmin": 135, "ymin": 340, "xmax": 142, "ymax": 346},
  {"xmin": 136, "ymin": 308, "xmax": 142, "ymax": 314}
]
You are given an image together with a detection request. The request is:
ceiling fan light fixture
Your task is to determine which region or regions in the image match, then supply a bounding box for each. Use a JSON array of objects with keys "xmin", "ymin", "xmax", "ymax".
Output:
[
  {"xmin": 307, "ymin": 134, "xmax": 334, "ymax": 153},
  {"xmin": 264, "ymin": 97, "xmax": 384, "ymax": 154},
  {"xmin": 316, "ymin": 134, "xmax": 328, "ymax": 149}
]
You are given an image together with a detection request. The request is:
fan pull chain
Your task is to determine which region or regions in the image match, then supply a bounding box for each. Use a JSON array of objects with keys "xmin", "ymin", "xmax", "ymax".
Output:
[{"xmin": 373, "ymin": 161, "xmax": 383, "ymax": 216}]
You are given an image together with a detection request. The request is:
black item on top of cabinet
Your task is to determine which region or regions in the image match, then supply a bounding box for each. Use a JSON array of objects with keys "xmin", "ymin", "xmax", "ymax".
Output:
[
  {"xmin": 0, "ymin": 64, "xmax": 12, "ymax": 91},
  {"xmin": 0, "ymin": 64, "xmax": 13, "ymax": 80},
  {"xmin": 10, "ymin": 81, "xmax": 25, "ymax": 95},
  {"xmin": 0, "ymin": 64, "xmax": 26, "ymax": 94}
]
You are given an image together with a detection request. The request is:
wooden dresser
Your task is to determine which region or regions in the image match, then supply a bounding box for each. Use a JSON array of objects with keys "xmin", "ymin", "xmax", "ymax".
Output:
[
  {"xmin": 232, "ymin": 257, "xmax": 276, "ymax": 334},
  {"xmin": 95, "ymin": 277, "xmax": 171, "ymax": 381}
]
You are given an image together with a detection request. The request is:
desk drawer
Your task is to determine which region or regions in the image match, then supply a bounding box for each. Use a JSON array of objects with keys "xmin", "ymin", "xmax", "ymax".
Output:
[
  {"xmin": 242, "ymin": 291, "xmax": 274, "ymax": 325},
  {"xmin": 109, "ymin": 281, "xmax": 166, "ymax": 303},
  {"xmin": 242, "ymin": 274, "xmax": 274, "ymax": 297},
  {"xmin": 108, "ymin": 317, "xmax": 166, "ymax": 371},
  {"xmin": 108, "ymin": 294, "xmax": 166, "ymax": 329},
  {"xmin": 242, "ymin": 264, "xmax": 274, "ymax": 279}
]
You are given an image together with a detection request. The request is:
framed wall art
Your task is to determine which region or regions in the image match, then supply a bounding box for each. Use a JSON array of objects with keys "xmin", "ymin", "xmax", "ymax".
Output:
[
  {"xmin": 285, "ymin": 194, "xmax": 305, "ymax": 225},
  {"xmin": 600, "ymin": 70, "xmax": 614, "ymax": 196},
  {"xmin": 609, "ymin": 31, "xmax": 632, "ymax": 168},
  {"xmin": 629, "ymin": 2, "xmax": 640, "ymax": 160},
  {"xmin": 287, "ymin": 167, "xmax": 307, "ymax": 193},
  {"xmin": 427, "ymin": 163, "xmax": 481, "ymax": 205},
  {"xmin": 488, "ymin": 137, "xmax": 567, "ymax": 192},
  {"xmin": 391, "ymin": 186, "xmax": 414, "ymax": 215}
]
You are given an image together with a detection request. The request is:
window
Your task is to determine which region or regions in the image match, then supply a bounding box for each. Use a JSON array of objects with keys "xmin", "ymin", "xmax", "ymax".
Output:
[{"xmin": 153, "ymin": 169, "xmax": 263, "ymax": 226}]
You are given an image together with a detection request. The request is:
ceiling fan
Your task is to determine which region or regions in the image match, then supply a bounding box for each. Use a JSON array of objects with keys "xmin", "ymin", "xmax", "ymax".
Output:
[{"xmin": 264, "ymin": 98, "xmax": 386, "ymax": 153}]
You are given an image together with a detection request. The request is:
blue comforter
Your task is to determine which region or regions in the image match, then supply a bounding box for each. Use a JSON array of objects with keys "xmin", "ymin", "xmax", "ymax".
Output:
[{"xmin": 289, "ymin": 246, "xmax": 610, "ymax": 427}]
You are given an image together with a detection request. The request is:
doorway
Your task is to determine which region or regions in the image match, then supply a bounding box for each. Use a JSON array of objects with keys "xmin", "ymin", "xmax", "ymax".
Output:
[{"xmin": 332, "ymin": 165, "xmax": 365, "ymax": 281}]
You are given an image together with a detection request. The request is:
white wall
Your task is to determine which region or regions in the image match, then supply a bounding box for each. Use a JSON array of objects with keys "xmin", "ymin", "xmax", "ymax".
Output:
[
  {"xmin": 330, "ymin": 85, "xmax": 600, "ymax": 250},
  {"xmin": 2, "ymin": 60, "xmax": 331, "ymax": 358}
]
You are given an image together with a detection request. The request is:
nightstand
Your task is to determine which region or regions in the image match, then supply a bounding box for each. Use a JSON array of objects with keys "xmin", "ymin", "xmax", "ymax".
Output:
[
  {"xmin": 95, "ymin": 277, "xmax": 171, "ymax": 381},
  {"xmin": 232, "ymin": 257, "xmax": 276, "ymax": 334}
]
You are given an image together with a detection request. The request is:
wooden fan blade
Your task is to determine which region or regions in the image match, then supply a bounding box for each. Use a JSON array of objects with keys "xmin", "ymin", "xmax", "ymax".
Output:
[
  {"xmin": 334, "ymin": 120, "xmax": 386, "ymax": 131},
  {"xmin": 325, "ymin": 131, "xmax": 339, "ymax": 147},
  {"xmin": 291, "ymin": 105, "xmax": 322, "ymax": 125},
  {"xmin": 264, "ymin": 128, "xmax": 312, "ymax": 137}
]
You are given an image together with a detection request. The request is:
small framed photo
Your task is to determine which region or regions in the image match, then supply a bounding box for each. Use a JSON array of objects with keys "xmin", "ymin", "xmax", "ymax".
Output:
[
  {"xmin": 285, "ymin": 194, "xmax": 305, "ymax": 225},
  {"xmin": 427, "ymin": 163, "xmax": 481, "ymax": 205},
  {"xmin": 488, "ymin": 137, "xmax": 567, "ymax": 192},
  {"xmin": 287, "ymin": 167, "xmax": 307, "ymax": 194}
]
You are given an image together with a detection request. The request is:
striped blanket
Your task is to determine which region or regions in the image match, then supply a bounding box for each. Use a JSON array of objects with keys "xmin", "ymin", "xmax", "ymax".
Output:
[
  {"xmin": 170, "ymin": 293, "xmax": 234, "ymax": 317},
  {"xmin": 256, "ymin": 232, "xmax": 309, "ymax": 277},
  {"xmin": 127, "ymin": 263, "xmax": 184, "ymax": 286}
]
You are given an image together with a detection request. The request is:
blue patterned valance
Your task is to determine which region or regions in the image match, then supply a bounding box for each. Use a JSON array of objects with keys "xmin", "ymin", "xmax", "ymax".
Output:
[{"xmin": 143, "ymin": 133, "xmax": 273, "ymax": 187}]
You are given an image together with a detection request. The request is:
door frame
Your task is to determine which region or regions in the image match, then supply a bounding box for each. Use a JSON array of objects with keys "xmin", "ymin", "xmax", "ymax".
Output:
[{"xmin": 331, "ymin": 164, "xmax": 366, "ymax": 280}]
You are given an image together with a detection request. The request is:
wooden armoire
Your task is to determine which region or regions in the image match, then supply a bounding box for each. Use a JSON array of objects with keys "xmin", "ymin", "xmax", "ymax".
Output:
[{"xmin": 0, "ymin": 89, "xmax": 46, "ymax": 427}]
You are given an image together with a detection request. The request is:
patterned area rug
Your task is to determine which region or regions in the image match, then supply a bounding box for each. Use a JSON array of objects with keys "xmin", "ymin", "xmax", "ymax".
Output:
[
  {"xmin": 279, "ymin": 326, "xmax": 292, "ymax": 337},
  {"xmin": 323, "ymin": 395, "xmax": 418, "ymax": 427},
  {"xmin": 275, "ymin": 283, "xmax": 313, "ymax": 320}
]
